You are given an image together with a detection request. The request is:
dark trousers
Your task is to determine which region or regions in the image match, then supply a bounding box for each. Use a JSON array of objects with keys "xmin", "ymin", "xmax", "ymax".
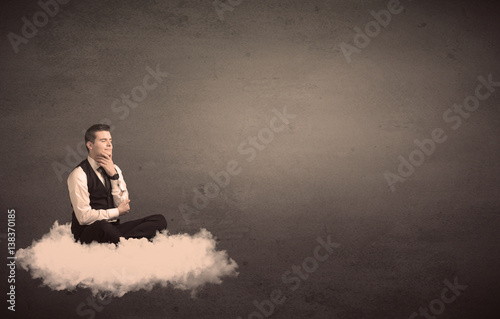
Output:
[{"xmin": 78, "ymin": 214, "xmax": 167, "ymax": 244}]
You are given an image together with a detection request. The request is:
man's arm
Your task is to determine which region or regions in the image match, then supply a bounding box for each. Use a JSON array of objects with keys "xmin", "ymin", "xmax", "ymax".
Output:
[
  {"xmin": 94, "ymin": 153, "xmax": 130, "ymax": 212},
  {"xmin": 68, "ymin": 167, "xmax": 121, "ymax": 225},
  {"xmin": 110, "ymin": 165, "xmax": 129, "ymax": 209}
]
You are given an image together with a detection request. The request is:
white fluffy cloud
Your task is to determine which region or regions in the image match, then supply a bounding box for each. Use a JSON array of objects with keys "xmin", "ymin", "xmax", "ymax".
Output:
[{"xmin": 16, "ymin": 222, "xmax": 238, "ymax": 297}]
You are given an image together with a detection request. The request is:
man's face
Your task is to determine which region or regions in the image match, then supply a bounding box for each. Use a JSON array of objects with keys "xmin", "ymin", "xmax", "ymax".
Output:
[{"xmin": 88, "ymin": 130, "xmax": 113, "ymax": 158}]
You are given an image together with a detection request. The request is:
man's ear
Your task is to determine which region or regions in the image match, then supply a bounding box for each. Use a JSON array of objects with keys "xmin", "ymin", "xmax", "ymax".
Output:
[{"xmin": 86, "ymin": 141, "xmax": 93, "ymax": 151}]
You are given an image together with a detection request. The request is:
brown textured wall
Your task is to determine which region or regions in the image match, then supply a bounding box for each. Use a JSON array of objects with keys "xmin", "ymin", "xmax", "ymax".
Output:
[{"xmin": 1, "ymin": 0, "xmax": 500, "ymax": 318}]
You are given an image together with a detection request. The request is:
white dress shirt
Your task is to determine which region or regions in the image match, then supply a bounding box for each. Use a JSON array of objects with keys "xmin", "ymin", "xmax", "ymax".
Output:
[{"xmin": 67, "ymin": 156, "xmax": 129, "ymax": 225}]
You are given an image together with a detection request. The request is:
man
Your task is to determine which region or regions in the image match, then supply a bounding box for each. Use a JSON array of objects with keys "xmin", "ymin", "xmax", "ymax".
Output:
[{"xmin": 68, "ymin": 124, "xmax": 167, "ymax": 244}]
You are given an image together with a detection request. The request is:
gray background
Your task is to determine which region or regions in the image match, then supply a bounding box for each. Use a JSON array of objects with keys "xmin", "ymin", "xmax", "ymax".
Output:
[{"xmin": 1, "ymin": 0, "xmax": 499, "ymax": 318}]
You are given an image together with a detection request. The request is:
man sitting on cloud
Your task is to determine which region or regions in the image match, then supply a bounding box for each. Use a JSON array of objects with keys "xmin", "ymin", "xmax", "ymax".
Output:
[
  {"xmin": 16, "ymin": 124, "xmax": 238, "ymax": 298},
  {"xmin": 68, "ymin": 124, "xmax": 167, "ymax": 244}
]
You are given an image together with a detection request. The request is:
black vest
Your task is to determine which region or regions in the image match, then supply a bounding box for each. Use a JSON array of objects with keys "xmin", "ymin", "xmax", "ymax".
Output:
[{"xmin": 71, "ymin": 158, "xmax": 114, "ymax": 240}]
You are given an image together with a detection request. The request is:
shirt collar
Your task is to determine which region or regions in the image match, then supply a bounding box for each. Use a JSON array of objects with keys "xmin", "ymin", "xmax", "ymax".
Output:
[{"xmin": 87, "ymin": 155, "xmax": 101, "ymax": 171}]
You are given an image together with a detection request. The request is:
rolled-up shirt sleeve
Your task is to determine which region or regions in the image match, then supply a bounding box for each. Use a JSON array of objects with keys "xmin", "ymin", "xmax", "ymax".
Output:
[
  {"xmin": 68, "ymin": 166, "xmax": 123, "ymax": 225},
  {"xmin": 110, "ymin": 165, "xmax": 129, "ymax": 208}
]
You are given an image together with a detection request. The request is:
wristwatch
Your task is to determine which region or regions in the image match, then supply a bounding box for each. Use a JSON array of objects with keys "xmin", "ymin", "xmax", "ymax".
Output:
[{"xmin": 109, "ymin": 173, "xmax": 119, "ymax": 180}]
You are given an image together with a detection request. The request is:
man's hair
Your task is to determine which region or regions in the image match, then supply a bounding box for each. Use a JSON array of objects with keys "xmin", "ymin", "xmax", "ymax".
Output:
[{"xmin": 85, "ymin": 124, "xmax": 111, "ymax": 153}]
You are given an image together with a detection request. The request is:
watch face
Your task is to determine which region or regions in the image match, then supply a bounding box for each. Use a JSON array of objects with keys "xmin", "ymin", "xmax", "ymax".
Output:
[{"xmin": 111, "ymin": 174, "xmax": 119, "ymax": 180}]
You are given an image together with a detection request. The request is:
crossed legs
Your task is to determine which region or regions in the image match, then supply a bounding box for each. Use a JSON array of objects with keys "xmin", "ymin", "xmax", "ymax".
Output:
[{"xmin": 78, "ymin": 214, "xmax": 167, "ymax": 244}]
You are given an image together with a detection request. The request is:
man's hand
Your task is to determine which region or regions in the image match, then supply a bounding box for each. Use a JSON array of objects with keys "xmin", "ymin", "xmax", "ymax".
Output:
[
  {"xmin": 117, "ymin": 199, "xmax": 131, "ymax": 216},
  {"xmin": 95, "ymin": 153, "xmax": 117, "ymax": 176}
]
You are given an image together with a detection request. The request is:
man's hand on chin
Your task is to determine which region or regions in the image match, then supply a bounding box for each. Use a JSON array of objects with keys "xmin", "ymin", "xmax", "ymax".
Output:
[{"xmin": 95, "ymin": 153, "xmax": 117, "ymax": 176}]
